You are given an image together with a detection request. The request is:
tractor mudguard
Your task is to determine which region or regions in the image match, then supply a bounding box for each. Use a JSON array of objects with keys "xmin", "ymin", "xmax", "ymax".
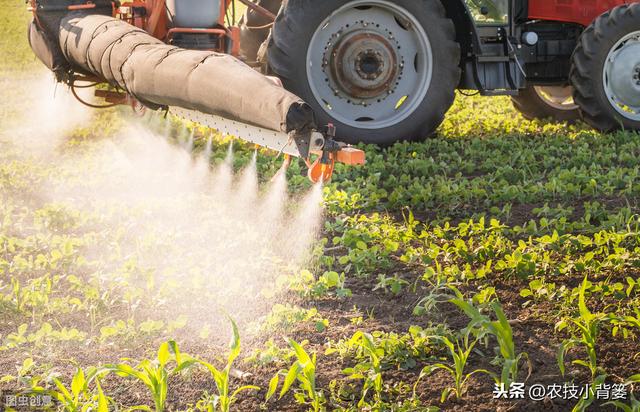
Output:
[{"xmin": 439, "ymin": 0, "xmax": 483, "ymax": 58}]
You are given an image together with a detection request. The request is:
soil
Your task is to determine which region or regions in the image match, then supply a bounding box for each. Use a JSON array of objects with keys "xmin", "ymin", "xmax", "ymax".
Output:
[{"xmin": 1, "ymin": 211, "xmax": 639, "ymax": 412}]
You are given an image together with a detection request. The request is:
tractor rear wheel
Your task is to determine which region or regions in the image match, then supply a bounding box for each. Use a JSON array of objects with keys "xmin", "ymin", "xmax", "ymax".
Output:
[
  {"xmin": 511, "ymin": 86, "xmax": 581, "ymax": 123},
  {"xmin": 267, "ymin": 0, "xmax": 460, "ymax": 145},
  {"xmin": 570, "ymin": 3, "xmax": 640, "ymax": 132}
]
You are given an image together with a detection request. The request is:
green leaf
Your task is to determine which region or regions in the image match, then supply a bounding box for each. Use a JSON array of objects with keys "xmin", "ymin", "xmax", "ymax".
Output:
[
  {"xmin": 266, "ymin": 373, "xmax": 279, "ymax": 402},
  {"xmin": 227, "ymin": 316, "xmax": 241, "ymax": 366},
  {"xmin": 557, "ymin": 341, "xmax": 572, "ymax": 377},
  {"xmin": 578, "ymin": 276, "xmax": 593, "ymax": 322},
  {"xmin": 625, "ymin": 374, "xmax": 640, "ymax": 383},
  {"xmin": 71, "ymin": 367, "xmax": 85, "ymax": 397},
  {"xmin": 324, "ymin": 271, "xmax": 340, "ymax": 287},
  {"xmin": 288, "ymin": 339, "xmax": 311, "ymax": 365},
  {"xmin": 53, "ymin": 377, "xmax": 72, "ymax": 401},
  {"xmin": 157, "ymin": 342, "xmax": 170, "ymax": 368},
  {"xmin": 602, "ymin": 401, "xmax": 632, "ymax": 412},
  {"xmin": 279, "ymin": 362, "xmax": 301, "ymax": 399},
  {"xmin": 231, "ymin": 385, "xmax": 260, "ymax": 399},
  {"xmin": 519, "ymin": 289, "xmax": 533, "ymax": 297},
  {"xmin": 96, "ymin": 380, "xmax": 108, "ymax": 412}
]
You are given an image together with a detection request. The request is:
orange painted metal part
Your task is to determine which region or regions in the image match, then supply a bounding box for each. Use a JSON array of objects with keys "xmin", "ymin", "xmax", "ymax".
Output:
[
  {"xmin": 68, "ymin": 3, "xmax": 97, "ymax": 10},
  {"xmin": 306, "ymin": 145, "xmax": 366, "ymax": 183},
  {"xmin": 336, "ymin": 147, "xmax": 366, "ymax": 166},
  {"xmin": 118, "ymin": 1, "xmax": 148, "ymax": 30},
  {"xmin": 308, "ymin": 155, "xmax": 336, "ymax": 183}
]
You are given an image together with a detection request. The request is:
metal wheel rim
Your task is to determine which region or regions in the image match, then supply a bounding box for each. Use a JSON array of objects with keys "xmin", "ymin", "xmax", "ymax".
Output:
[
  {"xmin": 306, "ymin": 0, "xmax": 433, "ymax": 130},
  {"xmin": 533, "ymin": 86, "xmax": 578, "ymax": 111},
  {"xmin": 603, "ymin": 30, "xmax": 640, "ymax": 122}
]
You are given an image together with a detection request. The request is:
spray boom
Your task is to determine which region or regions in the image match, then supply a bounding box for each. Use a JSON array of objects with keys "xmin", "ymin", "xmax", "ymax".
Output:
[{"xmin": 171, "ymin": 107, "xmax": 365, "ymax": 183}]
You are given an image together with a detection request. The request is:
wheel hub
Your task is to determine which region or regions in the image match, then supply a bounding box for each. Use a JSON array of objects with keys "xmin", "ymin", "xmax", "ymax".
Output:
[
  {"xmin": 604, "ymin": 32, "xmax": 640, "ymax": 119},
  {"xmin": 533, "ymin": 86, "xmax": 578, "ymax": 110},
  {"xmin": 306, "ymin": 0, "xmax": 433, "ymax": 129},
  {"xmin": 329, "ymin": 31, "xmax": 399, "ymax": 99}
]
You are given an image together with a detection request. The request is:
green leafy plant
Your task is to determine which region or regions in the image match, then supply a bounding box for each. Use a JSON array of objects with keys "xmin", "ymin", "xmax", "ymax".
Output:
[
  {"xmin": 313, "ymin": 271, "xmax": 352, "ymax": 298},
  {"xmin": 263, "ymin": 304, "xmax": 330, "ymax": 333},
  {"xmin": 267, "ymin": 339, "xmax": 325, "ymax": 412},
  {"xmin": 413, "ymin": 278, "xmax": 454, "ymax": 316},
  {"xmin": 556, "ymin": 276, "xmax": 611, "ymax": 380},
  {"xmin": 197, "ymin": 318, "xmax": 259, "ymax": 412},
  {"xmin": 450, "ymin": 290, "xmax": 529, "ymax": 389},
  {"xmin": 30, "ymin": 366, "xmax": 111, "ymax": 412},
  {"xmin": 604, "ymin": 374, "xmax": 640, "ymax": 412},
  {"xmin": 415, "ymin": 328, "xmax": 492, "ymax": 402},
  {"xmin": 341, "ymin": 331, "xmax": 385, "ymax": 407},
  {"xmin": 108, "ymin": 341, "xmax": 196, "ymax": 412},
  {"xmin": 571, "ymin": 374, "xmax": 608, "ymax": 412},
  {"xmin": 373, "ymin": 274, "xmax": 410, "ymax": 295}
]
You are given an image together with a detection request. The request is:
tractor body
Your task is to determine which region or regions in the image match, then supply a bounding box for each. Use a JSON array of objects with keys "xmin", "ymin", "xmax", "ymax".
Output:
[{"xmin": 27, "ymin": 0, "xmax": 640, "ymax": 150}]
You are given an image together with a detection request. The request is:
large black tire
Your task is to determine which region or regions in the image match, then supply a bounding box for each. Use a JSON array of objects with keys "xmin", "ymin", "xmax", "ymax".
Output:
[
  {"xmin": 267, "ymin": 0, "xmax": 460, "ymax": 145},
  {"xmin": 511, "ymin": 86, "xmax": 581, "ymax": 123},
  {"xmin": 570, "ymin": 4, "xmax": 640, "ymax": 132}
]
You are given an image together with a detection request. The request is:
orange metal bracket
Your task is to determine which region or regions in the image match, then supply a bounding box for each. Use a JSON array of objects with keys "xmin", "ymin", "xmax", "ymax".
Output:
[
  {"xmin": 336, "ymin": 147, "xmax": 366, "ymax": 166},
  {"xmin": 308, "ymin": 154, "xmax": 336, "ymax": 183}
]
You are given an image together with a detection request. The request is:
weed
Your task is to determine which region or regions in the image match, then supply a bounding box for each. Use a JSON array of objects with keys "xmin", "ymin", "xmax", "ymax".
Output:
[{"xmin": 373, "ymin": 274, "xmax": 410, "ymax": 295}]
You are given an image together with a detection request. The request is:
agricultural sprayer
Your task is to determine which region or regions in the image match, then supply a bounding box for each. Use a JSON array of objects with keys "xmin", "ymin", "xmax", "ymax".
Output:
[{"xmin": 27, "ymin": 0, "xmax": 640, "ymax": 181}]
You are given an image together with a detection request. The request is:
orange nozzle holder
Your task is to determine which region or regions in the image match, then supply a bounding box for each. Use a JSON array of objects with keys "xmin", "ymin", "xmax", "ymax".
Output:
[{"xmin": 308, "ymin": 154, "xmax": 335, "ymax": 183}]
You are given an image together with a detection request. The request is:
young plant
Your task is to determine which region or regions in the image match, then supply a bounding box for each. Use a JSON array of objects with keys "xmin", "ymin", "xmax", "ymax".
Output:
[
  {"xmin": 413, "ymin": 278, "xmax": 454, "ymax": 316},
  {"xmin": 373, "ymin": 274, "xmax": 409, "ymax": 296},
  {"xmin": 314, "ymin": 271, "xmax": 352, "ymax": 298},
  {"xmin": 267, "ymin": 339, "xmax": 325, "ymax": 412},
  {"xmin": 341, "ymin": 332, "xmax": 384, "ymax": 408},
  {"xmin": 571, "ymin": 374, "xmax": 608, "ymax": 412},
  {"xmin": 29, "ymin": 366, "xmax": 111, "ymax": 412},
  {"xmin": 109, "ymin": 340, "xmax": 196, "ymax": 412},
  {"xmin": 556, "ymin": 276, "xmax": 610, "ymax": 380},
  {"xmin": 604, "ymin": 374, "xmax": 640, "ymax": 412},
  {"xmin": 415, "ymin": 329, "xmax": 492, "ymax": 402},
  {"xmin": 451, "ymin": 288, "xmax": 529, "ymax": 389},
  {"xmin": 197, "ymin": 317, "xmax": 259, "ymax": 412}
]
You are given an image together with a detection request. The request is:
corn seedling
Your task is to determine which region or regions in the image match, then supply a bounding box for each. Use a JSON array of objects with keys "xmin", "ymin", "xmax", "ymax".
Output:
[
  {"xmin": 29, "ymin": 366, "xmax": 111, "ymax": 412},
  {"xmin": 570, "ymin": 374, "xmax": 608, "ymax": 412},
  {"xmin": 108, "ymin": 340, "xmax": 196, "ymax": 412},
  {"xmin": 556, "ymin": 276, "xmax": 610, "ymax": 380},
  {"xmin": 604, "ymin": 374, "xmax": 640, "ymax": 412},
  {"xmin": 415, "ymin": 328, "xmax": 493, "ymax": 402},
  {"xmin": 267, "ymin": 338, "xmax": 325, "ymax": 412},
  {"xmin": 450, "ymin": 288, "xmax": 529, "ymax": 389},
  {"xmin": 197, "ymin": 317, "xmax": 259, "ymax": 412}
]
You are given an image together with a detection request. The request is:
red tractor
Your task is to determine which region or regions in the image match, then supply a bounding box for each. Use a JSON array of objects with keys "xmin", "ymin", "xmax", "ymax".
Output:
[{"xmin": 28, "ymin": 0, "xmax": 640, "ymax": 149}]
